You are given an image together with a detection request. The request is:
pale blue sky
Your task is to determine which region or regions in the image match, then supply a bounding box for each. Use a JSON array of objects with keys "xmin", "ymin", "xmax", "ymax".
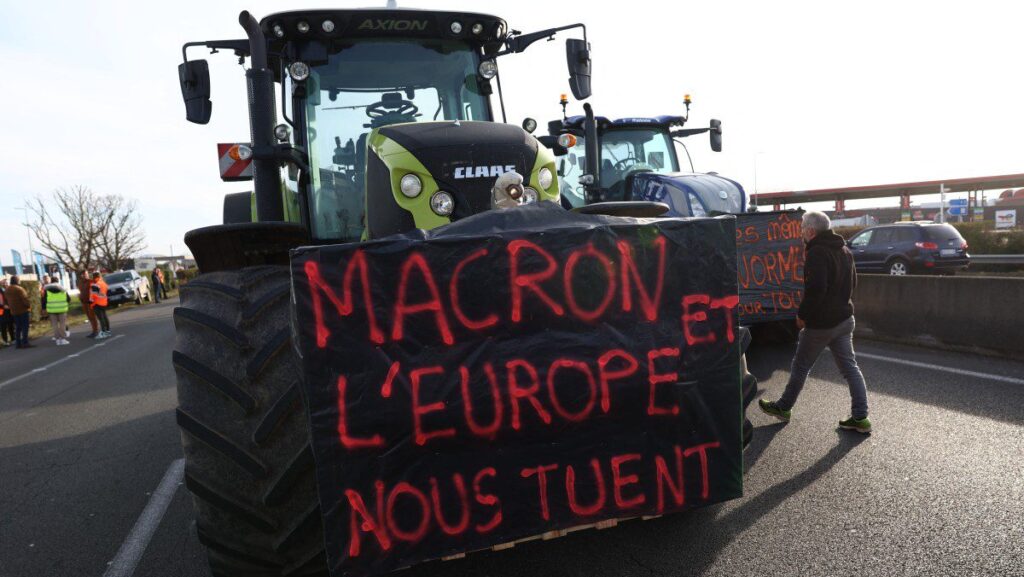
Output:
[{"xmin": 2, "ymin": 0, "xmax": 1021, "ymax": 263}]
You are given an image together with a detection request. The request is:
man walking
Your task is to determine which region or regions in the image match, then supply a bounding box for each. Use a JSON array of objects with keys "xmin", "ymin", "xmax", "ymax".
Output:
[
  {"xmin": 90, "ymin": 271, "xmax": 112, "ymax": 339},
  {"xmin": 6, "ymin": 276, "xmax": 33, "ymax": 349},
  {"xmin": 42, "ymin": 278, "xmax": 72, "ymax": 346},
  {"xmin": 759, "ymin": 211, "xmax": 872, "ymax": 433}
]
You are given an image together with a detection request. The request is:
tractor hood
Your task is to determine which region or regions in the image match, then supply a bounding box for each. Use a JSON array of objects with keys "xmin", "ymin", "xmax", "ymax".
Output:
[
  {"xmin": 630, "ymin": 172, "xmax": 747, "ymax": 216},
  {"xmin": 376, "ymin": 121, "xmax": 542, "ymax": 223}
]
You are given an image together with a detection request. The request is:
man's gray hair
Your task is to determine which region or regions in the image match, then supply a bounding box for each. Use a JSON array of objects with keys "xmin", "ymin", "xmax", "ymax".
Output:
[{"xmin": 802, "ymin": 211, "xmax": 831, "ymax": 233}]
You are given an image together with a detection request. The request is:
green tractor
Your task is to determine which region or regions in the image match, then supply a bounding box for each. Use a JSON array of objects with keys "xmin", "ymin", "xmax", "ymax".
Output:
[{"xmin": 176, "ymin": 7, "xmax": 592, "ymax": 575}]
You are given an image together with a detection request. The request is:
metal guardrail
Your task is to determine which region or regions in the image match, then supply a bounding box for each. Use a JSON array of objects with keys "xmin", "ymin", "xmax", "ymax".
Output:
[{"xmin": 970, "ymin": 254, "xmax": 1024, "ymax": 264}]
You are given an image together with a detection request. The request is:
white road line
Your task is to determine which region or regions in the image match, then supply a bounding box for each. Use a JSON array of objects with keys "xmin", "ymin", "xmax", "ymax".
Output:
[
  {"xmin": 102, "ymin": 459, "xmax": 185, "ymax": 577},
  {"xmin": 858, "ymin": 352, "xmax": 1024, "ymax": 385},
  {"xmin": 0, "ymin": 334, "xmax": 125, "ymax": 391}
]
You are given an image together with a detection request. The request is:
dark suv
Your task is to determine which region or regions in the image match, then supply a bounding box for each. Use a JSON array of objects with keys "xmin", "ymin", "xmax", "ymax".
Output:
[{"xmin": 846, "ymin": 222, "xmax": 970, "ymax": 275}]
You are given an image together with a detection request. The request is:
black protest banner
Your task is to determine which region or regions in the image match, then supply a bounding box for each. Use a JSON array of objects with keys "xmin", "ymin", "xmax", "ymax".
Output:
[
  {"xmin": 734, "ymin": 210, "xmax": 805, "ymax": 324},
  {"xmin": 290, "ymin": 203, "xmax": 743, "ymax": 577}
]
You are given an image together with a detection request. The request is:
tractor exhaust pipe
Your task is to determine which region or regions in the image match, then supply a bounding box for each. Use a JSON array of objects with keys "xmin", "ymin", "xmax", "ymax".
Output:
[{"xmin": 239, "ymin": 11, "xmax": 283, "ymax": 222}]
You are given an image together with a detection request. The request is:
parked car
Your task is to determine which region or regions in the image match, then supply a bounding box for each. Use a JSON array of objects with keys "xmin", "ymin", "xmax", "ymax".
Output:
[
  {"xmin": 846, "ymin": 222, "xmax": 970, "ymax": 275},
  {"xmin": 103, "ymin": 270, "xmax": 152, "ymax": 306}
]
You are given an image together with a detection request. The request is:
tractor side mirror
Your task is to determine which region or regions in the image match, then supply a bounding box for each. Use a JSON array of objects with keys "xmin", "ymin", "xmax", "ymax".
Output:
[
  {"xmin": 565, "ymin": 38, "xmax": 592, "ymax": 100},
  {"xmin": 178, "ymin": 60, "xmax": 212, "ymax": 124},
  {"xmin": 710, "ymin": 119, "xmax": 722, "ymax": 152}
]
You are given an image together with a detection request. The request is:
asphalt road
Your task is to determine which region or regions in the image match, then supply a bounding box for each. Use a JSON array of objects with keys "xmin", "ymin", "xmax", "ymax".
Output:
[{"xmin": 1, "ymin": 301, "xmax": 1022, "ymax": 577}]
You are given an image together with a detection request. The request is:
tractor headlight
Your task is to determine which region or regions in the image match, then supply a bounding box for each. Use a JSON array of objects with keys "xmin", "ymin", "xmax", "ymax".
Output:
[
  {"xmin": 478, "ymin": 60, "xmax": 498, "ymax": 79},
  {"xmin": 400, "ymin": 174, "xmax": 423, "ymax": 198},
  {"xmin": 522, "ymin": 187, "xmax": 539, "ymax": 204},
  {"xmin": 296, "ymin": 21, "xmax": 310, "ymax": 34},
  {"xmin": 450, "ymin": 21, "xmax": 463, "ymax": 34},
  {"xmin": 537, "ymin": 167, "xmax": 553, "ymax": 190},
  {"xmin": 288, "ymin": 62, "xmax": 310, "ymax": 82},
  {"xmin": 322, "ymin": 20, "xmax": 336, "ymax": 33},
  {"xmin": 471, "ymin": 22, "xmax": 484, "ymax": 35},
  {"xmin": 430, "ymin": 191, "xmax": 455, "ymax": 216},
  {"xmin": 272, "ymin": 23, "xmax": 285, "ymax": 38}
]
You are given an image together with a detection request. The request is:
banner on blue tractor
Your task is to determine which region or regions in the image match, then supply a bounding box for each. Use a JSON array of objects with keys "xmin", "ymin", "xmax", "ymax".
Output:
[
  {"xmin": 734, "ymin": 210, "xmax": 805, "ymax": 325},
  {"xmin": 290, "ymin": 204, "xmax": 744, "ymax": 577}
]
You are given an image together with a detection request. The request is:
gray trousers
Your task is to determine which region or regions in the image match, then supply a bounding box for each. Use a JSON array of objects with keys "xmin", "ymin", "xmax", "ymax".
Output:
[{"xmin": 777, "ymin": 316, "xmax": 869, "ymax": 419}]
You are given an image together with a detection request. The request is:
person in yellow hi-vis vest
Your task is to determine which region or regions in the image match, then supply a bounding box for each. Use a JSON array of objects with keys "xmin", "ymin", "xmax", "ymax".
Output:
[
  {"xmin": 42, "ymin": 278, "xmax": 72, "ymax": 346},
  {"xmin": 90, "ymin": 271, "xmax": 111, "ymax": 339}
]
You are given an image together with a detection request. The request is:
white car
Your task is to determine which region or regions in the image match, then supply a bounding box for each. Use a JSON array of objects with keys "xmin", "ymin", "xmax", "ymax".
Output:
[{"xmin": 103, "ymin": 270, "xmax": 152, "ymax": 306}]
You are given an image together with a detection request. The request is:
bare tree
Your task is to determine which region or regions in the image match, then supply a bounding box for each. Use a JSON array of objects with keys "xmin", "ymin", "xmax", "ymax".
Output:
[
  {"xmin": 28, "ymin": 185, "xmax": 145, "ymax": 275},
  {"xmin": 97, "ymin": 196, "xmax": 147, "ymax": 271}
]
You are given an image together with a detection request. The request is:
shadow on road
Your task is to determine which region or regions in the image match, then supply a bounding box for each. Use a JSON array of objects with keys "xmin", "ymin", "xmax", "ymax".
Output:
[
  {"xmin": 746, "ymin": 339, "xmax": 1024, "ymax": 427},
  {"xmin": 743, "ymin": 423, "xmax": 786, "ymax": 474}
]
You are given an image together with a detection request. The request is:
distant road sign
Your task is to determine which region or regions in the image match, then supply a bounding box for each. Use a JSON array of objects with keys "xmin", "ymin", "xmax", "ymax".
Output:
[
  {"xmin": 948, "ymin": 207, "xmax": 967, "ymax": 216},
  {"xmin": 949, "ymin": 199, "xmax": 968, "ymax": 207}
]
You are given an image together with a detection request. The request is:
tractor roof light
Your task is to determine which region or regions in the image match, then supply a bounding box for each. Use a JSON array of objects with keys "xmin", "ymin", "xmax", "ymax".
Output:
[
  {"xmin": 272, "ymin": 23, "xmax": 285, "ymax": 38},
  {"xmin": 400, "ymin": 174, "xmax": 423, "ymax": 198},
  {"xmin": 296, "ymin": 21, "xmax": 310, "ymax": 34},
  {"xmin": 522, "ymin": 187, "xmax": 539, "ymax": 204},
  {"xmin": 478, "ymin": 60, "xmax": 498, "ymax": 79},
  {"xmin": 288, "ymin": 62, "xmax": 310, "ymax": 82},
  {"xmin": 274, "ymin": 124, "xmax": 291, "ymax": 142},
  {"xmin": 557, "ymin": 133, "xmax": 578, "ymax": 148},
  {"xmin": 322, "ymin": 20, "xmax": 336, "ymax": 33},
  {"xmin": 450, "ymin": 21, "xmax": 463, "ymax": 34},
  {"xmin": 471, "ymin": 22, "xmax": 484, "ymax": 35},
  {"xmin": 431, "ymin": 191, "xmax": 455, "ymax": 216},
  {"xmin": 538, "ymin": 167, "xmax": 553, "ymax": 190}
]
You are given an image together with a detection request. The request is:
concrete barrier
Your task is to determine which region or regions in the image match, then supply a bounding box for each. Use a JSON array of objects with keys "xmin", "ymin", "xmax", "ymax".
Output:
[{"xmin": 853, "ymin": 274, "xmax": 1024, "ymax": 358}]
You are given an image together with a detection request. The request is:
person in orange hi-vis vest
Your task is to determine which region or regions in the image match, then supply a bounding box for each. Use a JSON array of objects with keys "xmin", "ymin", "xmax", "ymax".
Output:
[
  {"xmin": 90, "ymin": 271, "xmax": 112, "ymax": 339},
  {"xmin": 78, "ymin": 271, "xmax": 99, "ymax": 338}
]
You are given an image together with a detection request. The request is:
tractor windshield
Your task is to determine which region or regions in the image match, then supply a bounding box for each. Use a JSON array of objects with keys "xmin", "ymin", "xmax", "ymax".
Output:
[
  {"xmin": 302, "ymin": 39, "xmax": 490, "ymax": 241},
  {"xmin": 557, "ymin": 128, "xmax": 679, "ymax": 207}
]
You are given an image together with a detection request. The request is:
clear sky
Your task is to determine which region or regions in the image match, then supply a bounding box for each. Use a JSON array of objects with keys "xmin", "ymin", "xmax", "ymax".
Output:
[{"xmin": 2, "ymin": 0, "xmax": 1021, "ymax": 263}]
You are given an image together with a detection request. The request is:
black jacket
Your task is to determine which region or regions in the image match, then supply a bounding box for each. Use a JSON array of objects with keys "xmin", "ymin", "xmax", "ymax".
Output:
[{"xmin": 798, "ymin": 229, "xmax": 856, "ymax": 329}]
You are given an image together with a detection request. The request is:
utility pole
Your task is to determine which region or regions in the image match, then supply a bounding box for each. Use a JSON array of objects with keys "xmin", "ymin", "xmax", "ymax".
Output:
[{"xmin": 938, "ymin": 183, "xmax": 946, "ymax": 223}]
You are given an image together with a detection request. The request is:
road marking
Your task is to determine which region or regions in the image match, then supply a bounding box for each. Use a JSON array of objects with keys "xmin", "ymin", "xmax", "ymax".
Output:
[
  {"xmin": 0, "ymin": 335, "xmax": 125, "ymax": 391},
  {"xmin": 102, "ymin": 459, "xmax": 185, "ymax": 577},
  {"xmin": 858, "ymin": 352, "xmax": 1024, "ymax": 385}
]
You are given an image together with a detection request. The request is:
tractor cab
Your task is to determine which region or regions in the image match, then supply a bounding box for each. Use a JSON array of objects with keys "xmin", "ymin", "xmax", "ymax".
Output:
[
  {"xmin": 179, "ymin": 8, "xmax": 591, "ymax": 255},
  {"xmin": 543, "ymin": 97, "xmax": 745, "ymax": 217}
]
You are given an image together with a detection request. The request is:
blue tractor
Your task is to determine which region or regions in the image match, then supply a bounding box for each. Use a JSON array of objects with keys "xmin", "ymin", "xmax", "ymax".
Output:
[{"xmin": 538, "ymin": 95, "xmax": 746, "ymax": 216}]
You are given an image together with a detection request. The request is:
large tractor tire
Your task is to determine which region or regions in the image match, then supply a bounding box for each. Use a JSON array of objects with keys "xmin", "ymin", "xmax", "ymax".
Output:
[{"xmin": 173, "ymin": 265, "xmax": 327, "ymax": 577}]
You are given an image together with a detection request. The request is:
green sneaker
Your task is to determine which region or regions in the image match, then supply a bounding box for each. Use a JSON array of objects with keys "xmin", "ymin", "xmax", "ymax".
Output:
[
  {"xmin": 758, "ymin": 399, "xmax": 791, "ymax": 422},
  {"xmin": 839, "ymin": 416, "xmax": 872, "ymax": 434}
]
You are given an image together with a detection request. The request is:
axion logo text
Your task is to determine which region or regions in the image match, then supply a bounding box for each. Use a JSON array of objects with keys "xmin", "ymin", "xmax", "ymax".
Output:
[
  {"xmin": 454, "ymin": 165, "xmax": 517, "ymax": 179},
  {"xmin": 358, "ymin": 19, "xmax": 429, "ymax": 32}
]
